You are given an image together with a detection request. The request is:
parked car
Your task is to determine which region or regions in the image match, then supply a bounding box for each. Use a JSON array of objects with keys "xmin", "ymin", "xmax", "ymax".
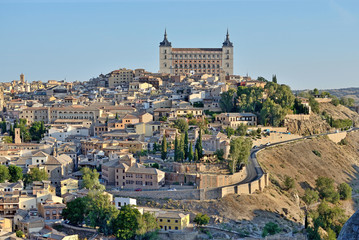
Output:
[
  {"xmin": 135, "ymin": 188, "xmax": 142, "ymax": 191},
  {"xmin": 168, "ymin": 188, "xmax": 177, "ymax": 191}
]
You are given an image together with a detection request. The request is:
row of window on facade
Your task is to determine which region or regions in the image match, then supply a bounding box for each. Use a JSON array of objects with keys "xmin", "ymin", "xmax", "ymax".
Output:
[
  {"xmin": 174, "ymin": 64, "xmax": 221, "ymax": 69},
  {"xmin": 124, "ymin": 180, "xmax": 153, "ymax": 185}
]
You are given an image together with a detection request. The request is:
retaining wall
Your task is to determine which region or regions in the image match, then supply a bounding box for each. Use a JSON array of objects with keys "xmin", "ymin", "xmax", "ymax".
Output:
[{"xmin": 327, "ymin": 131, "xmax": 347, "ymax": 143}]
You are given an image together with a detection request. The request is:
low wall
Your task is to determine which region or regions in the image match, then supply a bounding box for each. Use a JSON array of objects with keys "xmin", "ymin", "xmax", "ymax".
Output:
[
  {"xmin": 327, "ymin": 131, "xmax": 347, "ymax": 143},
  {"xmin": 253, "ymin": 133, "xmax": 301, "ymax": 146},
  {"xmin": 112, "ymin": 188, "xmax": 203, "ymax": 200},
  {"xmin": 285, "ymin": 114, "xmax": 310, "ymax": 121}
]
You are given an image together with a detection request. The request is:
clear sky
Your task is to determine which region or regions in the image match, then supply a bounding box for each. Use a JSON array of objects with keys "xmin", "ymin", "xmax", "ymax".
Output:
[{"xmin": 0, "ymin": 0, "xmax": 358, "ymax": 90}]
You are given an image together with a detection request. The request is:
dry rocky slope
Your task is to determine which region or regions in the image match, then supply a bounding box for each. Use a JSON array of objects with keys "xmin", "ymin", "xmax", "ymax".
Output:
[
  {"xmin": 284, "ymin": 102, "xmax": 359, "ymax": 135},
  {"xmin": 319, "ymin": 102, "xmax": 359, "ymax": 125}
]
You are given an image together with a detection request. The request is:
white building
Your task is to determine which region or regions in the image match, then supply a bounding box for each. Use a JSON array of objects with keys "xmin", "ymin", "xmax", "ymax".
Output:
[
  {"xmin": 114, "ymin": 197, "xmax": 137, "ymax": 209},
  {"xmin": 48, "ymin": 125, "xmax": 89, "ymax": 142}
]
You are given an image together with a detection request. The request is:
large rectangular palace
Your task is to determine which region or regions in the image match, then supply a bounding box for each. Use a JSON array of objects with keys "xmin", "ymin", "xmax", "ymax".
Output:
[{"xmin": 159, "ymin": 30, "xmax": 234, "ymax": 76}]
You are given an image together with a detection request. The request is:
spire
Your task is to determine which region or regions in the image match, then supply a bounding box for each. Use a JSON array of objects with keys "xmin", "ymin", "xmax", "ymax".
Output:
[
  {"xmin": 160, "ymin": 28, "xmax": 172, "ymax": 47},
  {"xmin": 223, "ymin": 29, "xmax": 233, "ymax": 47}
]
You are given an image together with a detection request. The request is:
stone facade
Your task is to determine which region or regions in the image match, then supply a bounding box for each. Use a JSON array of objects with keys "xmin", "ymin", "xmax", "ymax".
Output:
[{"xmin": 159, "ymin": 30, "xmax": 234, "ymax": 76}]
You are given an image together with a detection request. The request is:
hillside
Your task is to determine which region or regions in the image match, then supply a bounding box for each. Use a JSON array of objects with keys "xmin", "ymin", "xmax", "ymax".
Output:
[
  {"xmin": 148, "ymin": 131, "xmax": 359, "ymax": 238},
  {"xmin": 324, "ymin": 88, "xmax": 359, "ymax": 105},
  {"xmin": 319, "ymin": 102, "xmax": 359, "ymax": 126}
]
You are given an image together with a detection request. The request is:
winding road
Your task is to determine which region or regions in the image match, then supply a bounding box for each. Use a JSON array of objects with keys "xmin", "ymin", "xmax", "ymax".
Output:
[{"xmin": 239, "ymin": 127, "xmax": 359, "ymax": 185}]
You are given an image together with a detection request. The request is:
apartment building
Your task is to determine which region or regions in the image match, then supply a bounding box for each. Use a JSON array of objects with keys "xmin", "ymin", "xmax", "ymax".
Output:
[
  {"xmin": 102, "ymin": 155, "xmax": 165, "ymax": 189},
  {"xmin": 108, "ymin": 68, "xmax": 134, "ymax": 88},
  {"xmin": 38, "ymin": 200, "xmax": 66, "ymax": 221},
  {"xmin": 156, "ymin": 212, "xmax": 190, "ymax": 231},
  {"xmin": 215, "ymin": 112, "xmax": 258, "ymax": 127},
  {"xmin": 19, "ymin": 107, "xmax": 49, "ymax": 124}
]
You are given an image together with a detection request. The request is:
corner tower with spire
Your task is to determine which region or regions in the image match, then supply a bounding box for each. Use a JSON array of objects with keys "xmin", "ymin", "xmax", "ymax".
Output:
[
  {"xmin": 159, "ymin": 29, "xmax": 173, "ymax": 74},
  {"xmin": 221, "ymin": 29, "xmax": 234, "ymax": 76},
  {"xmin": 159, "ymin": 29, "xmax": 234, "ymax": 76}
]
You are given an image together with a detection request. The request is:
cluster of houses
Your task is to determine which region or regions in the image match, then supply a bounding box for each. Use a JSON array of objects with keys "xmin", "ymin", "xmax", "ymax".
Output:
[{"xmin": 0, "ymin": 70, "xmax": 265, "ymax": 238}]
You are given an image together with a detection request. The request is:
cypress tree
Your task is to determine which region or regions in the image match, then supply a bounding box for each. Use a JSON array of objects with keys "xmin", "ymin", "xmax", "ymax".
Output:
[
  {"xmin": 195, "ymin": 129, "xmax": 203, "ymax": 160},
  {"xmin": 188, "ymin": 142, "xmax": 193, "ymax": 162},
  {"xmin": 174, "ymin": 134, "xmax": 178, "ymax": 162},
  {"xmin": 161, "ymin": 135, "xmax": 167, "ymax": 160},
  {"xmin": 194, "ymin": 148, "xmax": 199, "ymax": 162},
  {"xmin": 184, "ymin": 130, "xmax": 189, "ymax": 160}
]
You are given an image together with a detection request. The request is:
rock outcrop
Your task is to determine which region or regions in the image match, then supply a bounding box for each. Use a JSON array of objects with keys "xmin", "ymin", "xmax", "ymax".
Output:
[{"xmin": 338, "ymin": 210, "xmax": 359, "ymax": 240}]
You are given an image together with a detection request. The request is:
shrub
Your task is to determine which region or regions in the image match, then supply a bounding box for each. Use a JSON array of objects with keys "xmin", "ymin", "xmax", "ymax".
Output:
[
  {"xmin": 16, "ymin": 230, "xmax": 24, "ymax": 238},
  {"xmin": 312, "ymin": 150, "xmax": 321, "ymax": 157},
  {"xmin": 316, "ymin": 176, "xmax": 340, "ymax": 203},
  {"xmin": 338, "ymin": 183, "xmax": 352, "ymax": 200},
  {"xmin": 262, "ymin": 222, "xmax": 281, "ymax": 237},
  {"xmin": 303, "ymin": 189, "xmax": 319, "ymax": 205},
  {"xmin": 194, "ymin": 213, "xmax": 210, "ymax": 226},
  {"xmin": 338, "ymin": 139, "xmax": 348, "ymax": 145},
  {"xmin": 284, "ymin": 175, "xmax": 295, "ymax": 190}
]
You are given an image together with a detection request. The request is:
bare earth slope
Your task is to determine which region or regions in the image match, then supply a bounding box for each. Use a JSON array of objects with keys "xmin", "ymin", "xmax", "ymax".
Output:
[
  {"xmin": 173, "ymin": 131, "xmax": 359, "ymax": 233},
  {"xmin": 319, "ymin": 102, "xmax": 359, "ymax": 125},
  {"xmin": 258, "ymin": 132, "xmax": 359, "ymax": 196}
]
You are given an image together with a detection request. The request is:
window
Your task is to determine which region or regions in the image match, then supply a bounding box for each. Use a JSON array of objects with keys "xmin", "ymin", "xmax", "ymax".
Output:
[
  {"xmin": 175, "ymin": 227, "xmax": 178, "ymax": 230},
  {"xmin": 167, "ymin": 219, "xmax": 170, "ymax": 222},
  {"xmin": 169, "ymin": 226, "xmax": 172, "ymax": 230},
  {"xmin": 159, "ymin": 219, "xmax": 163, "ymax": 222}
]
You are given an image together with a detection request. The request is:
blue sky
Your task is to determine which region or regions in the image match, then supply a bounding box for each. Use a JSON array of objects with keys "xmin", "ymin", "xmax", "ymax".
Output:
[{"xmin": 0, "ymin": 0, "xmax": 358, "ymax": 90}]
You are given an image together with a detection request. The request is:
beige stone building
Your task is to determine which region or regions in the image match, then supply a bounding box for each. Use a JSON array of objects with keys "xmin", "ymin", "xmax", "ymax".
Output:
[
  {"xmin": 19, "ymin": 107, "xmax": 49, "ymax": 124},
  {"xmin": 102, "ymin": 155, "xmax": 165, "ymax": 189},
  {"xmin": 108, "ymin": 68, "xmax": 134, "ymax": 88},
  {"xmin": 38, "ymin": 200, "xmax": 66, "ymax": 220},
  {"xmin": 159, "ymin": 30, "xmax": 234, "ymax": 76},
  {"xmin": 215, "ymin": 112, "xmax": 257, "ymax": 127}
]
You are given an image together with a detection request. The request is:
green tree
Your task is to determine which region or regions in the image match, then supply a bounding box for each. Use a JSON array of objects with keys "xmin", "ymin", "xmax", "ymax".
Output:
[
  {"xmin": 29, "ymin": 121, "xmax": 46, "ymax": 141},
  {"xmin": 309, "ymin": 97, "xmax": 320, "ymax": 114},
  {"xmin": 338, "ymin": 182, "xmax": 352, "ymax": 200},
  {"xmin": 136, "ymin": 212, "xmax": 159, "ymax": 237},
  {"xmin": 0, "ymin": 121, "xmax": 6, "ymax": 134},
  {"xmin": 173, "ymin": 119, "xmax": 188, "ymax": 133},
  {"xmin": 81, "ymin": 167, "xmax": 104, "ymax": 190},
  {"xmin": 214, "ymin": 149, "xmax": 225, "ymax": 161},
  {"xmin": 235, "ymin": 123, "xmax": 248, "ymax": 136},
  {"xmin": 16, "ymin": 230, "xmax": 24, "ymax": 238},
  {"xmin": 2, "ymin": 136, "xmax": 13, "ymax": 143},
  {"xmin": 272, "ymin": 74, "xmax": 277, "ymax": 83},
  {"xmin": 236, "ymin": 86, "xmax": 264, "ymax": 112},
  {"xmin": 87, "ymin": 192, "xmax": 118, "ymax": 235},
  {"xmin": 115, "ymin": 113, "xmax": 119, "ymax": 119},
  {"xmin": 62, "ymin": 196, "xmax": 90, "ymax": 225},
  {"xmin": 161, "ymin": 135, "xmax": 167, "ymax": 160},
  {"xmin": 194, "ymin": 148, "xmax": 199, "ymax": 162},
  {"xmin": 219, "ymin": 88, "xmax": 236, "ymax": 112},
  {"xmin": 262, "ymin": 222, "xmax": 281, "ymax": 237},
  {"xmin": 0, "ymin": 165, "xmax": 9, "ymax": 183},
  {"xmin": 260, "ymin": 99, "xmax": 286, "ymax": 126},
  {"xmin": 195, "ymin": 129, "xmax": 203, "ymax": 160},
  {"xmin": 284, "ymin": 175, "xmax": 295, "ymax": 190},
  {"xmin": 303, "ymin": 189, "xmax": 319, "ymax": 206},
  {"xmin": 188, "ymin": 142, "xmax": 193, "ymax": 162},
  {"xmin": 316, "ymin": 177, "xmax": 340, "ymax": 203},
  {"xmin": 331, "ymin": 96, "xmax": 340, "ymax": 106},
  {"xmin": 111, "ymin": 205, "xmax": 141, "ymax": 240},
  {"xmin": 25, "ymin": 167, "xmax": 48, "ymax": 184},
  {"xmin": 229, "ymin": 137, "xmax": 252, "ymax": 173},
  {"xmin": 174, "ymin": 134, "xmax": 179, "ymax": 162},
  {"xmin": 184, "ymin": 130, "xmax": 189, "ymax": 160},
  {"xmin": 225, "ymin": 127, "xmax": 235, "ymax": 137},
  {"xmin": 193, "ymin": 213, "xmax": 210, "ymax": 226},
  {"xmin": 8, "ymin": 165, "xmax": 23, "ymax": 182}
]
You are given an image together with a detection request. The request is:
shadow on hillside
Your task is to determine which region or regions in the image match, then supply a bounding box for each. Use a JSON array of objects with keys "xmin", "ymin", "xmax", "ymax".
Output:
[
  {"xmin": 344, "ymin": 164, "xmax": 359, "ymax": 210},
  {"xmin": 217, "ymin": 209, "xmax": 305, "ymax": 238}
]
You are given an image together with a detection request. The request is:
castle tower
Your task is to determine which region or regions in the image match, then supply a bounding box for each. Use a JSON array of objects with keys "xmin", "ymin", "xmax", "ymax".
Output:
[
  {"xmin": 14, "ymin": 128, "xmax": 21, "ymax": 144},
  {"xmin": 20, "ymin": 73, "xmax": 25, "ymax": 84},
  {"xmin": 221, "ymin": 29, "xmax": 234, "ymax": 76},
  {"xmin": 159, "ymin": 29, "xmax": 172, "ymax": 74}
]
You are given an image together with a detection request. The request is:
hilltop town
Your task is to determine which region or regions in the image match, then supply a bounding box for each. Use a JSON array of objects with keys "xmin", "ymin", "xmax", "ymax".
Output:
[{"xmin": 0, "ymin": 33, "xmax": 358, "ymax": 240}]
